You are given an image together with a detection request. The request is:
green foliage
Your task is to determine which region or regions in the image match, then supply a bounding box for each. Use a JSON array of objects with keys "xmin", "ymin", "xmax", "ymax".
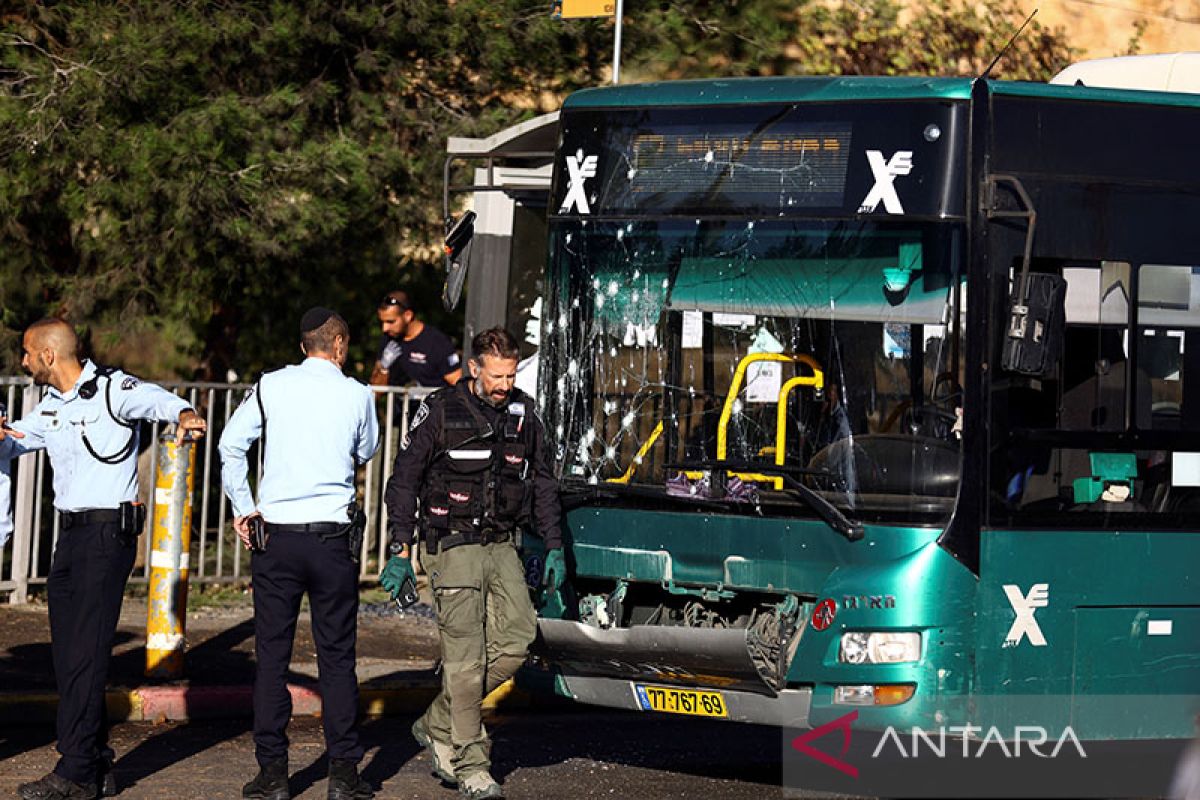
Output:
[{"xmin": 0, "ymin": 0, "xmax": 1074, "ymax": 379}]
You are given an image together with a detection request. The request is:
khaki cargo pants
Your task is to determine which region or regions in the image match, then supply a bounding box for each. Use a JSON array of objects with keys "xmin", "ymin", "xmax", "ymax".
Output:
[{"xmin": 419, "ymin": 539, "xmax": 537, "ymax": 776}]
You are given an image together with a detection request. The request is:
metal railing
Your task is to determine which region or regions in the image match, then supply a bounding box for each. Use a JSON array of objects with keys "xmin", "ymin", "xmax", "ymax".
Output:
[{"xmin": 0, "ymin": 376, "xmax": 433, "ymax": 602}]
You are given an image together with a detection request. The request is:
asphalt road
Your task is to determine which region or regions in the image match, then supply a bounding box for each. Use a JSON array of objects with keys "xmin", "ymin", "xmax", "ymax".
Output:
[
  {"xmin": 3, "ymin": 707, "xmax": 1193, "ymax": 798},
  {"xmin": 0, "ymin": 711, "xmax": 789, "ymax": 799}
]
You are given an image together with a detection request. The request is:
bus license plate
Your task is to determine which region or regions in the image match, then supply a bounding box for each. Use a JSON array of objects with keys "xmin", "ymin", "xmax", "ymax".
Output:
[{"xmin": 632, "ymin": 684, "xmax": 728, "ymax": 718}]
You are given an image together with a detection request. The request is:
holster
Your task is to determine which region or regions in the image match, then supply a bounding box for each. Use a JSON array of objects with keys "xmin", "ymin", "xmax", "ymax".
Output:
[
  {"xmin": 346, "ymin": 500, "xmax": 367, "ymax": 565},
  {"xmin": 248, "ymin": 516, "xmax": 268, "ymax": 553},
  {"xmin": 118, "ymin": 501, "xmax": 146, "ymax": 545}
]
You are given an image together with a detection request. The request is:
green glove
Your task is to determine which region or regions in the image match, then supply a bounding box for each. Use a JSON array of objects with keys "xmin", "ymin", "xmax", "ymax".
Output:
[
  {"xmin": 543, "ymin": 548, "xmax": 566, "ymax": 592},
  {"xmin": 380, "ymin": 555, "xmax": 416, "ymax": 598}
]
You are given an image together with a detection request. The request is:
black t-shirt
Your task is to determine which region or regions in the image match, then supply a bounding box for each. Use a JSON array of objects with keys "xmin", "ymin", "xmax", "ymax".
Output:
[{"xmin": 378, "ymin": 325, "xmax": 460, "ymax": 387}]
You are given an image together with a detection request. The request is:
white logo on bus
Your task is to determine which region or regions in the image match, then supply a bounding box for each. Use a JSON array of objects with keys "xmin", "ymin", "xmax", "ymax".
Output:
[
  {"xmin": 560, "ymin": 152, "xmax": 598, "ymax": 214},
  {"xmin": 859, "ymin": 150, "xmax": 914, "ymax": 214},
  {"xmin": 1002, "ymin": 583, "xmax": 1049, "ymax": 647}
]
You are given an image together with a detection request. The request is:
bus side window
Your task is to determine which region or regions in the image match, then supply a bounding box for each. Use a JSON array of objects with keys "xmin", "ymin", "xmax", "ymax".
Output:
[
  {"xmin": 1059, "ymin": 326, "xmax": 1132, "ymax": 432},
  {"xmin": 1060, "ymin": 262, "xmax": 1132, "ymax": 432},
  {"xmin": 1136, "ymin": 264, "xmax": 1200, "ymax": 433}
]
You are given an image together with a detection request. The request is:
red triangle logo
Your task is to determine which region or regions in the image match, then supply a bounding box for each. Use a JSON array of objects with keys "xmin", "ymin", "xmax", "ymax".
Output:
[{"xmin": 790, "ymin": 710, "xmax": 859, "ymax": 778}]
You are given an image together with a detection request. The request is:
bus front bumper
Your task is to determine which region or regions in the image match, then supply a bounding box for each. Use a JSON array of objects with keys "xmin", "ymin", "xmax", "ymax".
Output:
[{"xmin": 552, "ymin": 672, "xmax": 813, "ymax": 726}]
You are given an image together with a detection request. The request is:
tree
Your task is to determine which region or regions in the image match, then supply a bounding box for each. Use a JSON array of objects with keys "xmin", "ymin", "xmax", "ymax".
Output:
[{"xmin": 0, "ymin": 0, "xmax": 1073, "ymax": 379}]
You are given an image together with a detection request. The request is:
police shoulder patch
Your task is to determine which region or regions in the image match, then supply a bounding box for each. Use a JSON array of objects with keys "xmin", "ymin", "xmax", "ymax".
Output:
[
  {"xmin": 120, "ymin": 376, "xmax": 140, "ymax": 391},
  {"xmin": 409, "ymin": 401, "xmax": 430, "ymax": 432}
]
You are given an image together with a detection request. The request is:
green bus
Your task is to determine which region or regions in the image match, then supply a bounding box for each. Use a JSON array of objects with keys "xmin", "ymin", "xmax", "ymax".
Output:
[{"xmin": 518, "ymin": 71, "xmax": 1200, "ymax": 742}]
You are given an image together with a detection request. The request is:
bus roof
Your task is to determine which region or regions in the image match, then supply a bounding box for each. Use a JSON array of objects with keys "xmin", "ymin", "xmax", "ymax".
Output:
[
  {"xmin": 562, "ymin": 76, "xmax": 972, "ymax": 108},
  {"xmin": 562, "ymin": 74, "xmax": 1200, "ymax": 110}
]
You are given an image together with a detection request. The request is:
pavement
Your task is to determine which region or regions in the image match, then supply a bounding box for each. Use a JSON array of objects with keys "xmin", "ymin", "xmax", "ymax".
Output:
[
  {"xmin": 0, "ymin": 584, "xmax": 452, "ymax": 725},
  {"xmin": 0, "ymin": 588, "xmax": 794, "ymax": 798},
  {"xmin": 1, "ymin": 589, "xmax": 1191, "ymax": 798},
  {"xmin": 0, "ymin": 713, "xmax": 790, "ymax": 799}
]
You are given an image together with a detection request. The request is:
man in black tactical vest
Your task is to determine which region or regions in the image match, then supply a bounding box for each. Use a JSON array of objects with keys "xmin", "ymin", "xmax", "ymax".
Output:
[{"xmin": 382, "ymin": 328, "xmax": 564, "ymax": 800}]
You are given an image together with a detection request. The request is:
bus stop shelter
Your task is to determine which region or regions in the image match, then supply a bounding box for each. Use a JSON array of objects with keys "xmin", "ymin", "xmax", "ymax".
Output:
[{"xmin": 445, "ymin": 112, "xmax": 558, "ymax": 359}]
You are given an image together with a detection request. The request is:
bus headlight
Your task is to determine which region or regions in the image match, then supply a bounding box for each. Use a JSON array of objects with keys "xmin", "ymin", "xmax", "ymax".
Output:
[{"xmin": 838, "ymin": 632, "xmax": 921, "ymax": 664}]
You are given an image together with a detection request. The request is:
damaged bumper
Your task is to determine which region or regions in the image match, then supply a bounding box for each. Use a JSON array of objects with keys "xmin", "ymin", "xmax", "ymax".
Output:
[
  {"xmin": 532, "ymin": 618, "xmax": 812, "ymax": 725},
  {"xmin": 535, "ymin": 618, "xmax": 774, "ymax": 694},
  {"xmin": 551, "ymin": 672, "xmax": 813, "ymax": 726}
]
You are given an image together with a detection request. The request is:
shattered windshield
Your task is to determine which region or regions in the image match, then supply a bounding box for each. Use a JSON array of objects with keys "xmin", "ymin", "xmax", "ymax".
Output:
[{"xmin": 544, "ymin": 219, "xmax": 966, "ymax": 525}]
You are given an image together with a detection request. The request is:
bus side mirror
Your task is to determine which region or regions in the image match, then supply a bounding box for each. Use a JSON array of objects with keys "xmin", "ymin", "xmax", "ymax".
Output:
[
  {"xmin": 1001, "ymin": 272, "xmax": 1066, "ymax": 377},
  {"xmin": 442, "ymin": 210, "xmax": 476, "ymax": 312}
]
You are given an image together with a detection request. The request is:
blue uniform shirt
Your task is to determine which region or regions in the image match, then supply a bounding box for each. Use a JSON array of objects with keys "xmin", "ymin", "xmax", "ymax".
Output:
[
  {"xmin": 0, "ymin": 360, "xmax": 192, "ymax": 512},
  {"xmin": 219, "ymin": 357, "xmax": 380, "ymax": 524}
]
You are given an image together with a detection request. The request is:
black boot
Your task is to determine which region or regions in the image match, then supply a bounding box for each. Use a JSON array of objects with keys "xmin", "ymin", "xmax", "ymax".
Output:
[
  {"xmin": 97, "ymin": 749, "xmax": 116, "ymax": 797},
  {"xmin": 327, "ymin": 759, "xmax": 374, "ymax": 800},
  {"xmin": 242, "ymin": 758, "xmax": 290, "ymax": 800},
  {"xmin": 17, "ymin": 772, "xmax": 98, "ymax": 800}
]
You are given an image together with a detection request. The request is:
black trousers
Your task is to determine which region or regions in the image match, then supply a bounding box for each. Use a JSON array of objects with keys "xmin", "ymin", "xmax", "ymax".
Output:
[
  {"xmin": 251, "ymin": 529, "xmax": 362, "ymax": 767},
  {"xmin": 47, "ymin": 520, "xmax": 136, "ymax": 785}
]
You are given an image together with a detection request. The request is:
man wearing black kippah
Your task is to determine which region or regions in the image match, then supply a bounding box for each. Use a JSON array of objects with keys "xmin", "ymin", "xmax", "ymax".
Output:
[{"xmin": 220, "ymin": 308, "xmax": 380, "ymax": 800}]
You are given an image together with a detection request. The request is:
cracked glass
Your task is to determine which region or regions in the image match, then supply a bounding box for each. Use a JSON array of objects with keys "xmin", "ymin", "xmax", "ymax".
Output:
[{"xmin": 543, "ymin": 218, "xmax": 966, "ymax": 526}]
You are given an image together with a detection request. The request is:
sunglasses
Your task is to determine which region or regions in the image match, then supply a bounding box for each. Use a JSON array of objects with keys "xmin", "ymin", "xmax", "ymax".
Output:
[{"xmin": 379, "ymin": 296, "xmax": 410, "ymax": 311}]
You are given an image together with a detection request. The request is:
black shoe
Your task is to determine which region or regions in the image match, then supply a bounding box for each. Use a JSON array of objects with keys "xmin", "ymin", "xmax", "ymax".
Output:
[
  {"xmin": 242, "ymin": 758, "xmax": 290, "ymax": 800},
  {"xmin": 327, "ymin": 759, "xmax": 374, "ymax": 800},
  {"xmin": 17, "ymin": 772, "xmax": 98, "ymax": 800},
  {"xmin": 97, "ymin": 752, "xmax": 116, "ymax": 797}
]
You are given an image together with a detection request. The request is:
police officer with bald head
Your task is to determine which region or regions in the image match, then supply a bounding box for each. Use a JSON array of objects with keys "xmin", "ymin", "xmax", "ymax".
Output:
[
  {"xmin": 0, "ymin": 317, "xmax": 207, "ymax": 800},
  {"xmin": 219, "ymin": 307, "xmax": 380, "ymax": 800}
]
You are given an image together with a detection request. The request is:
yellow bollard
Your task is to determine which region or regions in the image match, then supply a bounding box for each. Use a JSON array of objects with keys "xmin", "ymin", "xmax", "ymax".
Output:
[{"xmin": 145, "ymin": 435, "xmax": 197, "ymax": 679}]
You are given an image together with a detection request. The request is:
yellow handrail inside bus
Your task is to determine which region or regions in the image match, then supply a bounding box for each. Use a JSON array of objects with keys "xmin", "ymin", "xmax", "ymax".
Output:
[
  {"xmin": 716, "ymin": 352, "xmax": 798, "ymax": 461},
  {"xmin": 684, "ymin": 352, "xmax": 825, "ymax": 488},
  {"xmin": 771, "ymin": 356, "xmax": 825, "ymax": 489},
  {"xmin": 607, "ymin": 421, "xmax": 665, "ymax": 485}
]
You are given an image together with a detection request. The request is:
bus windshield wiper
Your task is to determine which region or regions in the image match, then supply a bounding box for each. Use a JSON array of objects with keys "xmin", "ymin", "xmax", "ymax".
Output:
[
  {"xmin": 559, "ymin": 480, "xmax": 697, "ymax": 513},
  {"xmin": 669, "ymin": 460, "xmax": 865, "ymax": 542},
  {"xmin": 559, "ymin": 482, "xmax": 617, "ymax": 511}
]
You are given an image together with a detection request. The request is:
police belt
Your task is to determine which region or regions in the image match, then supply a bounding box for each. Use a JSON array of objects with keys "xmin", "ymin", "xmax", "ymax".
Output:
[
  {"xmin": 265, "ymin": 521, "xmax": 348, "ymax": 539},
  {"xmin": 426, "ymin": 527, "xmax": 512, "ymax": 554},
  {"xmin": 60, "ymin": 508, "xmax": 122, "ymax": 529}
]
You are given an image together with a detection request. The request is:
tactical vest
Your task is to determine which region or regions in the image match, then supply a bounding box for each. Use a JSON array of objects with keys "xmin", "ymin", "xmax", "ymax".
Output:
[{"xmin": 420, "ymin": 384, "xmax": 532, "ymax": 535}]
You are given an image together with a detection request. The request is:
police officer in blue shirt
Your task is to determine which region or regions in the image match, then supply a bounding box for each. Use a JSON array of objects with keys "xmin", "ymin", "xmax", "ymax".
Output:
[
  {"xmin": 219, "ymin": 308, "xmax": 380, "ymax": 800},
  {"xmin": 0, "ymin": 318, "xmax": 206, "ymax": 800}
]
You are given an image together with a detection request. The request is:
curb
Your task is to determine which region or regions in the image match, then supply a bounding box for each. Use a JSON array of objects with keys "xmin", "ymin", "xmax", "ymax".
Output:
[{"xmin": 0, "ymin": 678, "xmax": 532, "ymax": 725}]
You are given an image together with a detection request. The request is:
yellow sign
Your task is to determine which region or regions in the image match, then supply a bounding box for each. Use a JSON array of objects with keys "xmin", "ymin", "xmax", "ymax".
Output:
[{"xmin": 552, "ymin": 0, "xmax": 616, "ymax": 18}]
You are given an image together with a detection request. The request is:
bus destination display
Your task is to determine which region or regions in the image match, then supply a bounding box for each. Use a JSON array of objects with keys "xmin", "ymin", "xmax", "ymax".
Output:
[{"xmin": 627, "ymin": 124, "xmax": 851, "ymax": 208}]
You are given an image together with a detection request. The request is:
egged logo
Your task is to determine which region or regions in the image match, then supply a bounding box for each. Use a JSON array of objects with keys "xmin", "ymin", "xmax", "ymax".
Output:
[
  {"xmin": 859, "ymin": 150, "xmax": 914, "ymax": 214},
  {"xmin": 1002, "ymin": 583, "xmax": 1049, "ymax": 647},
  {"xmin": 560, "ymin": 151, "xmax": 599, "ymax": 215}
]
